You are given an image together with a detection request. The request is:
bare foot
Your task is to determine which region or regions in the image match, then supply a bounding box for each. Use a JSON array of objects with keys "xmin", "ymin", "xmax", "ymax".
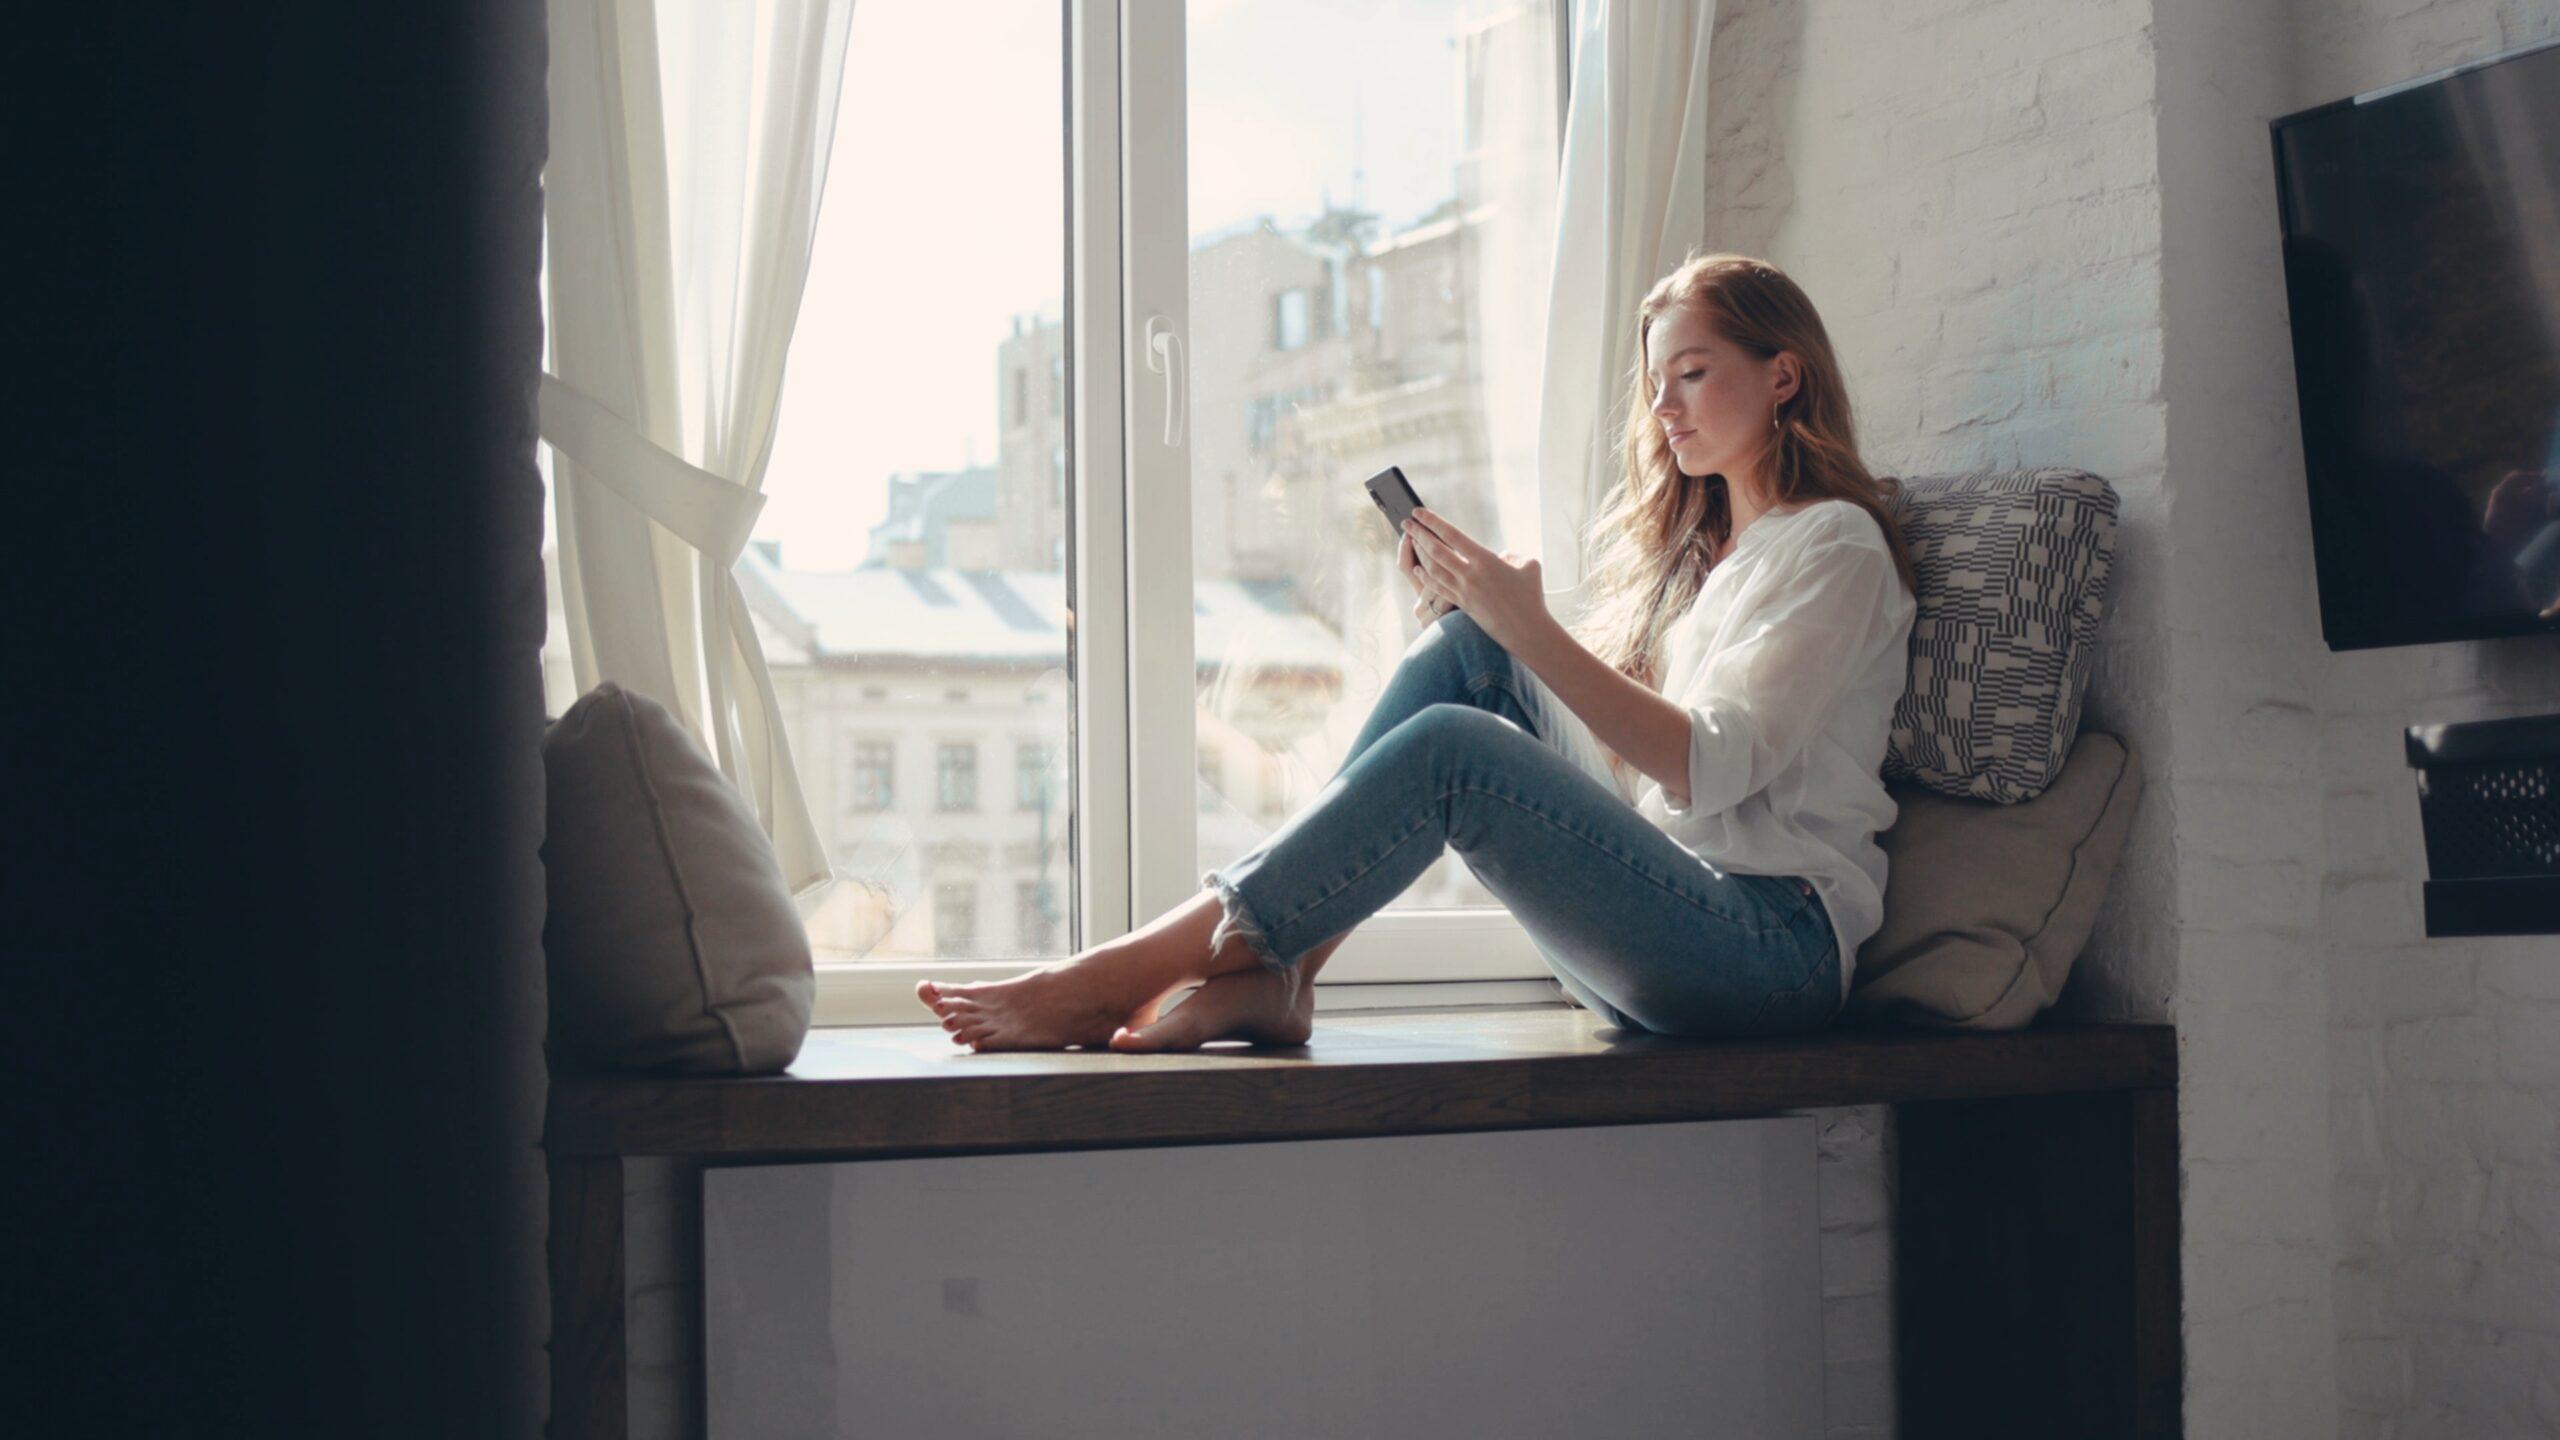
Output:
[
  {"xmin": 1106, "ymin": 963, "xmax": 1313, "ymax": 1053},
  {"xmin": 915, "ymin": 953, "xmax": 1177, "ymax": 1052}
]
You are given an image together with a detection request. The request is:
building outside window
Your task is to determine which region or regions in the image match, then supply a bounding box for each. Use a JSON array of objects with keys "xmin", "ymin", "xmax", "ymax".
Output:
[
  {"xmin": 1015, "ymin": 879, "xmax": 1055, "ymax": 952},
  {"xmin": 1016, "ymin": 740, "xmax": 1051, "ymax": 811},
  {"xmin": 851, "ymin": 738, "xmax": 895, "ymax": 812},
  {"xmin": 1245, "ymin": 385, "xmax": 1326, "ymax": 455},
  {"xmin": 935, "ymin": 880, "xmax": 977, "ymax": 954},
  {"xmin": 937, "ymin": 741, "xmax": 977, "ymax": 812},
  {"xmin": 1271, "ymin": 287, "xmax": 1309, "ymax": 350}
]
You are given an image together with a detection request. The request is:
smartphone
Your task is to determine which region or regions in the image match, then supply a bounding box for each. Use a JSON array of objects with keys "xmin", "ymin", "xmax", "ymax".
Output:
[
  {"xmin": 1364, "ymin": 465, "xmax": 1425, "ymax": 537},
  {"xmin": 1366, "ymin": 465, "xmax": 1453, "ymax": 616}
]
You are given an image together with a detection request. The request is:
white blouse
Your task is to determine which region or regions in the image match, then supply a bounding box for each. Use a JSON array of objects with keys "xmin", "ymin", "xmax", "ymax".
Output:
[{"xmin": 1525, "ymin": 498, "xmax": 1916, "ymax": 1005}]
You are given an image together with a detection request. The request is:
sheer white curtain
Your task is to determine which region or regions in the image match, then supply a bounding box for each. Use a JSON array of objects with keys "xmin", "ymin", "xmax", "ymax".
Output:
[
  {"xmin": 543, "ymin": 0, "xmax": 855, "ymax": 900},
  {"xmin": 1463, "ymin": 0, "xmax": 1563, "ymax": 600},
  {"xmin": 1535, "ymin": 0, "xmax": 1715, "ymax": 617}
]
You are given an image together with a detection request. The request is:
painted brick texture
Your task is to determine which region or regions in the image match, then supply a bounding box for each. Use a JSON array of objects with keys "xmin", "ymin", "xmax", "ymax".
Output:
[{"xmin": 1715, "ymin": 0, "xmax": 2558, "ymax": 1435}]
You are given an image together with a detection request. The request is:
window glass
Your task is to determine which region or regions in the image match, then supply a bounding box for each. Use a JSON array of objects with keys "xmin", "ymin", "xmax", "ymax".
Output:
[
  {"xmin": 937, "ymin": 741, "xmax": 978, "ymax": 812},
  {"xmin": 1273, "ymin": 289, "xmax": 1309, "ymax": 351},
  {"xmin": 851, "ymin": 739, "xmax": 896, "ymax": 813},
  {"xmin": 1015, "ymin": 879, "xmax": 1057, "ymax": 952},
  {"xmin": 742, "ymin": 0, "xmax": 1072, "ymax": 962},
  {"xmin": 1185, "ymin": 0, "xmax": 1560, "ymax": 914},
  {"xmin": 1015, "ymin": 740, "xmax": 1051, "ymax": 811},
  {"xmin": 934, "ymin": 880, "xmax": 978, "ymax": 955}
]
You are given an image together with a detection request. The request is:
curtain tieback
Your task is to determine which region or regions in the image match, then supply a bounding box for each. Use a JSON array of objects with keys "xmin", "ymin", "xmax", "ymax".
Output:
[{"xmin": 537, "ymin": 373, "xmax": 766, "ymax": 566}]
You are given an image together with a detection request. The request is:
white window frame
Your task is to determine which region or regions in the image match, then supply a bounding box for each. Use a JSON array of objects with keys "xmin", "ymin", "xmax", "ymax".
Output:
[{"xmin": 815, "ymin": 0, "xmax": 1578, "ymax": 1027}]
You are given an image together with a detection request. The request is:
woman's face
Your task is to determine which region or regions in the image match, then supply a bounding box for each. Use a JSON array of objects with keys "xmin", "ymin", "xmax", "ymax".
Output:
[{"xmin": 1644, "ymin": 303, "xmax": 1797, "ymax": 484}]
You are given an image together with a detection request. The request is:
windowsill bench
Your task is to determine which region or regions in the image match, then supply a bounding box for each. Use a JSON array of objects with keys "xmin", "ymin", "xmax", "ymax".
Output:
[{"xmin": 547, "ymin": 1008, "xmax": 2181, "ymax": 1439}]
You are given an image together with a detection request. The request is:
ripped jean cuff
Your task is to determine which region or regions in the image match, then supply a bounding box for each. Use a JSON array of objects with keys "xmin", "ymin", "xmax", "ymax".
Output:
[{"xmin": 1201, "ymin": 868, "xmax": 1293, "ymax": 974}]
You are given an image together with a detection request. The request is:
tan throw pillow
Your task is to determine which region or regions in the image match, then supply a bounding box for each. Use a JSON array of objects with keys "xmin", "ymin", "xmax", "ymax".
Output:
[
  {"xmin": 1844, "ymin": 731, "xmax": 2143, "ymax": 1031},
  {"xmin": 542, "ymin": 682, "xmax": 814, "ymax": 1075}
]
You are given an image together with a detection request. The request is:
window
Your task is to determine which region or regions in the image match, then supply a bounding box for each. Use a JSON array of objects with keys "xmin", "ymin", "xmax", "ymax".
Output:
[
  {"xmin": 708, "ymin": 0, "xmax": 1072, "ymax": 980},
  {"xmin": 539, "ymin": 0, "xmax": 1567, "ymax": 1022},
  {"xmin": 1168, "ymin": 0, "xmax": 1566, "ymax": 982},
  {"xmin": 1271, "ymin": 288, "xmax": 1309, "ymax": 351},
  {"xmin": 1015, "ymin": 879, "xmax": 1057, "ymax": 952},
  {"xmin": 1245, "ymin": 385, "xmax": 1326, "ymax": 455},
  {"xmin": 936, "ymin": 742, "xmax": 977, "ymax": 812},
  {"xmin": 851, "ymin": 739, "xmax": 895, "ymax": 813},
  {"xmin": 935, "ymin": 880, "xmax": 977, "ymax": 954},
  {"xmin": 1017, "ymin": 741, "xmax": 1053, "ymax": 810}
]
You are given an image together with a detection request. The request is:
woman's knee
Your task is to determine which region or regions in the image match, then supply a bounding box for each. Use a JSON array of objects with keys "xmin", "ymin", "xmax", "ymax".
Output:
[{"xmin": 1386, "ymin": 702, "xmax": 1523, "ymax": 755}]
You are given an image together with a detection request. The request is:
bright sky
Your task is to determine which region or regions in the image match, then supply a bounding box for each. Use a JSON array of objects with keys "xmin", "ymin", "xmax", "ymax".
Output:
[{"xmin": 756, "ymin": 0, "xmax": 1472, "ymax": 570}]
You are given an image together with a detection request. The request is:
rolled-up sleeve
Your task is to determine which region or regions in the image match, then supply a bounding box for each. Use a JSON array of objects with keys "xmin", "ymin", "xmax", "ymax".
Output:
[{"xmin": 1655, "ymin": 539, "xmax": 1903, "ymax": 821}]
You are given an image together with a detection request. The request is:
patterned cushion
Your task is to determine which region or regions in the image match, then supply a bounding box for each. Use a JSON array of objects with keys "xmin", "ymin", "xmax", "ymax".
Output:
[{"xmin": 1880, "ymin": 468, "xmax": 2119, "ymax": 804}]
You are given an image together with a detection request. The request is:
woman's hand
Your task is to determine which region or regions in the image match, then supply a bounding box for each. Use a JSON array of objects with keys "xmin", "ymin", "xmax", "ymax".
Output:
[
  {"xmin": 1397, "ymin": 528, "xmax": 1457, "ymax": 622},
  {"xmin": 1405, "ymin": 507, "xmax": 1553, "ymax": 653}
]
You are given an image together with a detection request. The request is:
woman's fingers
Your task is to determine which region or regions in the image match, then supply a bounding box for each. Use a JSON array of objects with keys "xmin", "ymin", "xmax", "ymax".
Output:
[
  {"xmin": 1397, "ymin": 530, "xmax": 1426, "ymax": 596},
  {"xmin": 1412, "ymin": 508, "xmax": 1486, "ymax": 562},
  {"xmin": 1410, "ymin": 535, "xmax": 1455, "ymax": 600}
]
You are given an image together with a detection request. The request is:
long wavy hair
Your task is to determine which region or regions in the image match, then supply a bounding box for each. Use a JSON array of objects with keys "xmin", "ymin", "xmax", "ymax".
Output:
[{"xmin": 1572, "ymin": 253, "xmax": 1918, "ymax": 694}]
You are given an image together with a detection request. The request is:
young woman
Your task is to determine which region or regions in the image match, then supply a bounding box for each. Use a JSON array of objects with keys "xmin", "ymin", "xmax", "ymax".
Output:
[{"xmin": 918, "ymin": 253, "xmax": 1919, "ymax": 1052}]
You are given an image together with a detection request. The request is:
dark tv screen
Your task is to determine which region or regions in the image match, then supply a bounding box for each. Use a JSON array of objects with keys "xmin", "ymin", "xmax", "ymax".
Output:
[{"xmin": 2272, "ymin": 39, "xmax": 2560, "ymax": 651}]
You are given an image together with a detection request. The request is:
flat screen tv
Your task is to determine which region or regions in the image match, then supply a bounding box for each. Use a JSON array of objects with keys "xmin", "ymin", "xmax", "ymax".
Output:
[{"xmin": 2272, "ymin": 38, "xmax": 2560, "ymax": 651}]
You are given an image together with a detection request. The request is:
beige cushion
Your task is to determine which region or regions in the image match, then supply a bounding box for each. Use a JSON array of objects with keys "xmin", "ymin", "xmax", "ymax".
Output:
[
  {"xmin": 542, "ymin": 682, "xmax": 814, "ymax": 1075},
  {"xmin": 1844, "ymin": 731, "xmax": 2143, "ymax": 1031}
]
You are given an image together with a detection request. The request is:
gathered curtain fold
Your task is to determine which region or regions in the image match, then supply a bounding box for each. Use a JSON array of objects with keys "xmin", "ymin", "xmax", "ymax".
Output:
[
  {"xmin": 543, "ymin": 0, "xmax": 856, "ymax": 903},
  {"xmin": 1536, "ymin": 0, "xmax": 1715, "ymax": 618}
]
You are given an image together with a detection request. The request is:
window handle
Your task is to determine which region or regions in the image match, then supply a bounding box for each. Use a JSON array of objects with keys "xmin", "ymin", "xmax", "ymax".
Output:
[{"xmin": 1144, "ymin": 314, "xmax": 1186, "ymax": 448}]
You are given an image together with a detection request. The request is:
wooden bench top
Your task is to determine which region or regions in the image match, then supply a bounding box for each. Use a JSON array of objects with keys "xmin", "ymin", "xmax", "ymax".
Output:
[{"xmin": 546, "ymin": 1011, "xmax": 2175, "ymax": 1162}]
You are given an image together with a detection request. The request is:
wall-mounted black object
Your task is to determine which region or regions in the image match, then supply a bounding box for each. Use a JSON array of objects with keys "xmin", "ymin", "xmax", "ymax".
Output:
[
  {"xmin": 2271, "ymin": 37, "xmax": 2560, "ymax": 652},
  {"xmin": 2405, "ymin": 711, "xmax": 2560, "ymax": 937}
]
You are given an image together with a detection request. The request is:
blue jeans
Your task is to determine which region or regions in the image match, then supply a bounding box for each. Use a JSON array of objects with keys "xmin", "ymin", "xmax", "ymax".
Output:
[{"xmin": 1201, "ymin": 609, "xmax": 1844, "ymax": 1039}]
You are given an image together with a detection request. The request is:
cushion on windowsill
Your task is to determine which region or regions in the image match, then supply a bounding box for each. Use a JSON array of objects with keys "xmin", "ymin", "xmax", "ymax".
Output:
[
  {"xmin": 1845, "ymin": 730, "xmax": 2143, "ymax": 1032},
  {"xmin": 542, "ymin": 682, "xmax": 814, "ymax": 1075}
]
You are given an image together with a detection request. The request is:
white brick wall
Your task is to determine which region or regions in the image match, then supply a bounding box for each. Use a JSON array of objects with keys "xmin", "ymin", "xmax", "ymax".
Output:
[
  {"xmin": 1704, "ymin": 1, "xmax": 2178, "ymax": 1431},
  {"xmin": 2283, "ymin": 6, "xmax": 2560, "ymax": 1436},
  {"xmin": 1713, "ymin": 0, "xmax": 2559, "ymax": 1434}
]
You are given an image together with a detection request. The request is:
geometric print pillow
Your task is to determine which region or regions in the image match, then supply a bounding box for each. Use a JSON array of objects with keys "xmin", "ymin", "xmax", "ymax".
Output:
[{"xmin": 1878, "ymin": 468, "xmax": 2120, "ymax": 804}]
